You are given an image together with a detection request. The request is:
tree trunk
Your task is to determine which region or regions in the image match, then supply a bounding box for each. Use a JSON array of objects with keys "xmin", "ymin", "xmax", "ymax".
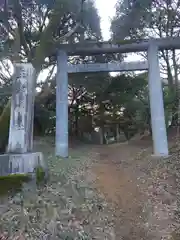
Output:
[
  {"xmin": 74, "ymin": 100, "xmax": 80, "ymax": 137},
  {"xmin": 146, "ymin": 108, "xmax": 152, "ymax": 135},
  {"xmin": 0, "ymin": 0, "xmax": 66, "ymax": 153},
  {"xmin": 171, "ymin": 100, "xmax": 179, "ymax": 126},
  {"xmin": 0, "ymin": 101, "xmax": 11, "ymax": 153},
  {"xmin": 115, "ymin": 124, "xmax": 120, "ymax": 142},
  {"xmin": 171, "ymin": 49, "xmax": 180, "ymax": 126}
]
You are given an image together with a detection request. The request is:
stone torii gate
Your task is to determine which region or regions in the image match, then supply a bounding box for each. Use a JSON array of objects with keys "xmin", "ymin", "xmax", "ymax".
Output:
[
  {"xmin": 1, "ymin": 37, "xmax": 178, "ymax": 176},
  {"xmin": 56, "ymin": 37, "xmax": 180, "ymax": 158},
  {"xmin": 56, "ymin": 54, "xmax": 149, "ymax": 158}
]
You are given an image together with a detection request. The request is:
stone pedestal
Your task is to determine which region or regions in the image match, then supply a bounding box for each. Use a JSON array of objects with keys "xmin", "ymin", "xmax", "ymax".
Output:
[
  {"xmin": 0, "ymin": 152, "xmax": 45, "ymax": 176},
  {"xmin": 0, "ymin": 63, "xmax": 47, "ymax": 177}
]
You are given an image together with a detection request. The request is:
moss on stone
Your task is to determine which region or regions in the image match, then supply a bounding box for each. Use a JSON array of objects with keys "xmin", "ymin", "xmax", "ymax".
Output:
[
  {"xmin": 35, "ymin": 166, "xmax": 46, "ymax": 184},
  {"xmin": 0, "ymin": 100, "xmax": 11, "ymax": 153},
  {"xmin": 0, "ymin": 173, "xmax": 30, "ymax": 196}
]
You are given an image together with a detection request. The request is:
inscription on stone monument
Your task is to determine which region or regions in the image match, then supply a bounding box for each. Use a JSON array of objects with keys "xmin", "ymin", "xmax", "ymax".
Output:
[
  {"xmin": 12, "ymin": 65, "xmax": 27, "ymax": 130},
  {"xmin": 8, "ymin": 63, "xmax": 35, "ymax": 153}
]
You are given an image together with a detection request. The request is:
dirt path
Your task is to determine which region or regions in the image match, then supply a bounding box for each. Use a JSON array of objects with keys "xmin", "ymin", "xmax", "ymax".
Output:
[
  {"xmin": 0, "ymin": 137, "xmax": 179, "ymax": 239},
  {"xmin": 91, "ymin": 141, "xmax": 179, "ymax": 239}
]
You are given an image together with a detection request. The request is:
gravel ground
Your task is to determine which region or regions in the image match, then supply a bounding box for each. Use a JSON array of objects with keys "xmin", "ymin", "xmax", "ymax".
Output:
[
  {"xmin": 0, "ymin": 138, "xmax": 114, "ymax": 240},
  {"xmin": 0, "ymin": 137, "xmax": 180, "ymax": 239}
]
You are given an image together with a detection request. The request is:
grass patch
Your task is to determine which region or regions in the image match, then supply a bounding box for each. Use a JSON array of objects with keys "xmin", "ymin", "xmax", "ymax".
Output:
[
  {"xmin": 35, "ymin": 166, "xmax": 47, "ymax": 184},
  {"xmin": 0, "ymin": 174, "xmax": 30, "ymax": 196}
]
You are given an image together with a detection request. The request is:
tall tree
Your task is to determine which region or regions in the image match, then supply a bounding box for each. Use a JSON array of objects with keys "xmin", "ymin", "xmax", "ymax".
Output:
[
  {"xmin": 0, "ymin": 0, "xmax": 101, "ymax": 151},
  {"xmin": 111, "ymin": 0, "xmax": 180, "ymax": 125}
]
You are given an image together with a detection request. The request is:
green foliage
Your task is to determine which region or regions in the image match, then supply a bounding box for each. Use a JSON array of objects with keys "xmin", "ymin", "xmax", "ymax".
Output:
[
  {"xmin": 0, "ymin": 174, "xmax": 30, "ymax": 196},
  {"xmin": 111, "ymin": 0, "xmax": 180, "ymax": 129},
  {"xmin": 35, "ymin": 70, "xmax": 151, "ymax": 139},
  {"xmin": 35, "ymin": 166, "xmax": 46, "ymax": 184},
  {"xmin": 33, "ymin": 67, "xmax": 177, "ymax": 142},
  {"xmin": 0, "ymin": 0, "xmax": 101, "ymax": 150},
  {"xmin": 1, "ymin": 0, "xmax": 177, "ymax": 147}
]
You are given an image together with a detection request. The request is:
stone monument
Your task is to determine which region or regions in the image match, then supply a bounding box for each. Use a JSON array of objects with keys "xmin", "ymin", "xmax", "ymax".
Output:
[{"xmin": 0, "ymin": 63, "xmax": 46, "ymax": 177}]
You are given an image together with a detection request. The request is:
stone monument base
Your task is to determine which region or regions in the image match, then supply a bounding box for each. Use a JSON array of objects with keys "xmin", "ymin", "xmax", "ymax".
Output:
[{"xmin": 0, "ymin": 152, "xmax": 47, "ymax": 177}]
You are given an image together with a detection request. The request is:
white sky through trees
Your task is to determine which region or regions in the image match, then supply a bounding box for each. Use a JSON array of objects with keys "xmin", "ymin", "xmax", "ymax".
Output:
[
  {"xmin": 39, "ymin": 0, "xmax": 140, "ymax": 81},
  {"xmin": 95, "ymin": 0, "xmax": 117, "ymax": 40},
  {"xmin": 94, "ymin": 0, "xmax": 141, "ymax": 71}
]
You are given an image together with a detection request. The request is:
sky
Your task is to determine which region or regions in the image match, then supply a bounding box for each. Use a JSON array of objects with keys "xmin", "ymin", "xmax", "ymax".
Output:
[
  {"xmin": 95, "ymin": 0, "xmax": 117, "ymax": 41},
  {"xmin": 94, "ymin": 0, "xmax": 141, "ymax": 62},
  {"xmin": 94, "ymin": 0, "xmax": 141, "ymax": 69}
]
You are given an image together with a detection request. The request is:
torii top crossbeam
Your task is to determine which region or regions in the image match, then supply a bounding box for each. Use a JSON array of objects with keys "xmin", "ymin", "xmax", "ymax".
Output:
[{"xmin": 59, "ymin": 37, "xmax": 180, "ymax": 56}]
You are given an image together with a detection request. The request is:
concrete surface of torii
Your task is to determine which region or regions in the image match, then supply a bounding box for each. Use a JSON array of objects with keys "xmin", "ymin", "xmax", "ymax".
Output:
[
  {"xmin": 55, "ymin": 36, "xmax": 180, "ymax": 159},
  {"xmin": 58, "ymin": 37, "xmax": 180, "ymax": 55}
]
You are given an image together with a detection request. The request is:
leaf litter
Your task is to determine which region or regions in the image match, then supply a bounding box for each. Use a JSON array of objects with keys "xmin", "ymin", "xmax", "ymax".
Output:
[{"xmin": 1, "ymin": 137, "xmax": 180, "ymax": 239}]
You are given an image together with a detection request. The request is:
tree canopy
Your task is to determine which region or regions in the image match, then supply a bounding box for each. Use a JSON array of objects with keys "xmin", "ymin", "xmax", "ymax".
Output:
[
  {"xmin": 0, "ymin": 0, "xmax": 178, "ymax": 150},
  {"xmin": 111, "ymin": 0, "xmax": 180, "ymax": 127}
]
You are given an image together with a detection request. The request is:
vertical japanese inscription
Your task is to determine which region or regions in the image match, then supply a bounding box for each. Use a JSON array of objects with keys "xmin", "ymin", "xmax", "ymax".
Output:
[
  {"xmin": 8, "ymin": 63, "xmax": 35, "ymax": 154},
  {"xmin": 12, "ymin": 65, "xmax": 28, "ymax": 130}
]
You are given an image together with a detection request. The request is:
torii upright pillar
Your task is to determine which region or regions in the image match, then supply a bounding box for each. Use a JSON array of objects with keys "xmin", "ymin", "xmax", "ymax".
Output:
[
  {"xmin": 56, "ymin": 50, "xmax": 68, "ymax": 158},
  {"xmin": 147, "ymin": 42, "xmax": 169, "ymax": 157}
]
